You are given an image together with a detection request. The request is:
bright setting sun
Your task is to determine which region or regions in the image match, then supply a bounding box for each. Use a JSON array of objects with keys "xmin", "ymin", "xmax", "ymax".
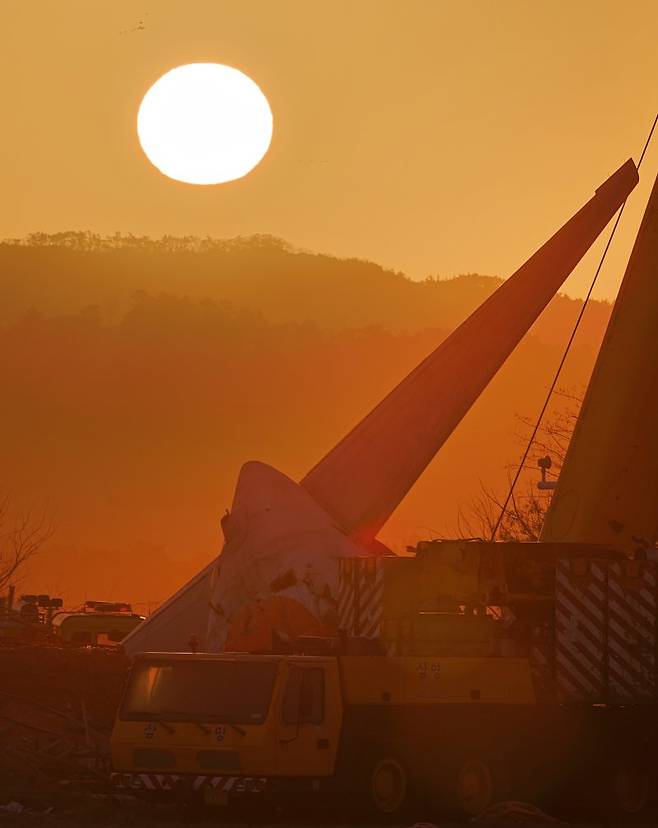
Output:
[{"xmin": 137, "ymin": 63, "xmax": 273, "ymax": 185}]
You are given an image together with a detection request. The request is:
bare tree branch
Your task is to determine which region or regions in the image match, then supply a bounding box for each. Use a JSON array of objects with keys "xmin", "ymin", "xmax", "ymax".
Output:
[
  {"xmin": 0, "ymin": 497, "xmax": 54, "ymax": 592},
  {"xmin": 458, "ymin": 391, "xmax": 582, "ymax": 541}
]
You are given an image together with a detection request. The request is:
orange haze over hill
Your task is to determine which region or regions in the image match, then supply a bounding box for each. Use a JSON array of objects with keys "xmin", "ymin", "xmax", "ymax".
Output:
[{"xmin": 1, "ymin": 235, "xmax": 611, "ymax": 611}]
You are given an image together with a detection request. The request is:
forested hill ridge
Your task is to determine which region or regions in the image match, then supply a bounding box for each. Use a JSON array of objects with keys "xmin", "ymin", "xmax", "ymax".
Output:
[
  {"xmin": 1, "ymin": 232, "xmax": 610, "ymax": 346},
  {"xmin": 2, "ymin": 233, "xmax": 609, "ymax": 609}
]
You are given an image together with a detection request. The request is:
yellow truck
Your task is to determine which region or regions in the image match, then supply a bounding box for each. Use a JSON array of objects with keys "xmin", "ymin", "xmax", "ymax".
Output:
[
  {"xmin": 110, "ymin": 649, "xmax": 536, "ymax": 817},
  {"xmin": 110, "ymin": 541, "xmax": 656, "ymax": 818}
]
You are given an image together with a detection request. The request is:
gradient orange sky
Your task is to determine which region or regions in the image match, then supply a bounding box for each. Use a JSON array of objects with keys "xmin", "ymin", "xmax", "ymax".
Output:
[{"xmin": 3, "ymin": 0, "xmax": 657, "ymax": 300}]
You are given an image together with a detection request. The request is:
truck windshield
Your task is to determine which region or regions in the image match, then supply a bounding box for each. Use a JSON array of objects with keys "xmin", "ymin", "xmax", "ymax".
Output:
[{"xmin": 121, "ymin": 659, "xmax": 279, "ymax": 725}]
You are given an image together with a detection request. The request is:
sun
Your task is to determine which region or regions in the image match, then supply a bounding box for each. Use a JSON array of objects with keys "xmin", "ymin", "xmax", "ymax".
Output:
[{"xmin": 137, "ymin": 63, "xmax": 273, "ymax": 185}]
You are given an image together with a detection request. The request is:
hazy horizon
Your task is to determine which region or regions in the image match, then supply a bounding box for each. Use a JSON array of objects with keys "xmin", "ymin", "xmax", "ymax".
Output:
[{"xmin": 0, "ymin": 228, "xmax": 625, "ymax": 306}]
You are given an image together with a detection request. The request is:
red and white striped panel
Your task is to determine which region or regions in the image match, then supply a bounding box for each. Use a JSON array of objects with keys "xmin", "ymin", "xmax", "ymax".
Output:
[
  {"xmin": 555, "ymin": 558, "xmax": 658, "ymax": 702},
  {"xmin": 337, "ymin": 556, "xmax": 385, "ymax": 638},
  {"xmin": 337, "ymin": 557, "xmax": 356, "ymax": 635},
  {"xmin": 111, "ymin": 773, "xmax": 267, "ymax": 793},
  {"xmin": 555, "ymin": 559, "xmax": 606, "ymax": 701},
  {"xmin": 110, "ymin": 772, "xmax": 180, "ymax": 791},
  {"xmin": 607, "ymin": 561, "xmax": 656, "ymax": 701}
]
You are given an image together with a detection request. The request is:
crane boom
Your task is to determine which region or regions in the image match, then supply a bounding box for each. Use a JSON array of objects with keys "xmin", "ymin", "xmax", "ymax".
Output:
[
  {"xmin": 541, "ymin": 173, "xmax": 658, "ymax": 553},
  {"xmin": 302, "ymin": 160, "xmax": 639, "ymax": 541}
]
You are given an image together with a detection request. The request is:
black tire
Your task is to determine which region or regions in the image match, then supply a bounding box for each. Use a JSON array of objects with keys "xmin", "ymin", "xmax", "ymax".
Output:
[
  {"xmin": 430, "ymin": 755, "xmax": 507, "ymax": 819},
  {"xmin": 365, "ymin": 754, "xmax": 411, "ymax": 819},
  {"xmin": 606, "ymin": 763, "xmax": 650, "ymax": 821},
  {"xmin": 453, "ymin": 757, "xmax": 496, "ymax": 818}
]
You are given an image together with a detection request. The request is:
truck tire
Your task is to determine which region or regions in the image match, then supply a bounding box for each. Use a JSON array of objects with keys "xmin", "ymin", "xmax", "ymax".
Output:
[
  {"xmin": 453, "ymin": 758, "xmax": 495, "ymax": 817},
  {"xmin": 367, "ymin": 755, "xmax": 410, "ymax": 817},
  {"xmin": 430, "ymin": 756, "xmax": 503, "ymax": 819},
  {"xmin": 609, "ymin": 764, "xmax": 650, "ymax": 817}
]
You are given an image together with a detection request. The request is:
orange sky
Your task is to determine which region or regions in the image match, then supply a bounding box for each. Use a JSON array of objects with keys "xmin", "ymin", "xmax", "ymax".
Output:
[{"xmin": 2, "ymin": 0, "xmax": 657, "ymax": 300}]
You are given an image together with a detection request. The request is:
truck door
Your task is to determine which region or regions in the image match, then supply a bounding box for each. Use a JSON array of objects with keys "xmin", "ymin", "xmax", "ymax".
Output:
[{"xmin": 276, "ymin": 660, "xmax": 342, "ymax": 777}]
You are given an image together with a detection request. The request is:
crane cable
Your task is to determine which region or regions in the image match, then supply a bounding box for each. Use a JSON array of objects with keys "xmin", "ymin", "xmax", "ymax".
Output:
[{"xmin": 491, "ymin": 112, "xmax": 658, "ymax": 541}]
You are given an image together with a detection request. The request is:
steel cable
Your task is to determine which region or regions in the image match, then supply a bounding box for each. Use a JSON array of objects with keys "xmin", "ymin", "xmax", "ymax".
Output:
[{"xmin": 491, "ymin": 112, "xmax": 658, "ymax": 540}]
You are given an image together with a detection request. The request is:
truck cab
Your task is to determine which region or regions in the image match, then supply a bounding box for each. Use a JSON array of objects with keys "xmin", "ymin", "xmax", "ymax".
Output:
[{"xmin": 110, "ymin": 651, "xmax": 343, "ymax": 800}]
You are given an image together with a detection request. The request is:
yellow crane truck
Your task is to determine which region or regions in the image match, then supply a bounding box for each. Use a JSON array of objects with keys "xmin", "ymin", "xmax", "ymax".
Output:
[{"xmin": 111, "ymin": 540, "xmax": 658, "ymax": 818}]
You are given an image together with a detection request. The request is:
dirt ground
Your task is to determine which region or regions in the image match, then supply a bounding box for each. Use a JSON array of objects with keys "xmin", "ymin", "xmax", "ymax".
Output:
[
  {"xmin": 0, "ymin": 644, "xmax": 127, "ymax": 814},
  {"xmin": 0, "ymin": 811, "xmax": 655, "ymax": 828},
  {"xmin": 2, "ymin": 794, "xmax": 657, "ymax": 828}
]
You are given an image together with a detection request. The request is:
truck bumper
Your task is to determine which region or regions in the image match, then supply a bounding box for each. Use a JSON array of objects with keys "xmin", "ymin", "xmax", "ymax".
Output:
[{"xmin": 110, "ymin": 772, "xmax": 268, "ymax": 797}]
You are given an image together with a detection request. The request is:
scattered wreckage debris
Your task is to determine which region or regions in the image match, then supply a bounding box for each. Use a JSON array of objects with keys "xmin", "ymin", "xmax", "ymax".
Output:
[
  {"xmin": 0, "ymin": 644, "xmax": 127, "ymax": 807},
  {"xmin": 1, "ymin": 644, "xmax": 128, "ymax": 725},
  {"xmin": 408, "ymin": 803, "xmax": 568, "ymax": 827},
  {"xmin": 0, "ymin": 694, "xmax": 108, "ymax": 807},
  {"xmin": 473, "ymin": 801, "xmax": 569, "ymax": 824}
]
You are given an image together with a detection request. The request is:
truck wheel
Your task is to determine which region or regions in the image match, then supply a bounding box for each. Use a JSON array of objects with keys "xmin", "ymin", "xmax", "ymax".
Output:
[
  {"xmin": 610, "ymin": 765, "xmax": 649, "ymax": 816},
  {"xmin": 454, "ymin": 758, "xmax": 495, "ymax": 817},
  {"xmin": 368, "ymin": 756, "xmax": 409, "ymax": 816}
]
